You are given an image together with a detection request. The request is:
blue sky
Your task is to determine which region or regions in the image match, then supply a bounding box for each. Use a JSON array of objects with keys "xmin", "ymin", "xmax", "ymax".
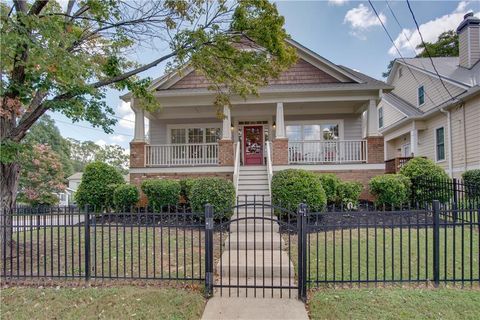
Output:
[{"xmin": 48, "ymin": 0, "xmax": 480, "ymax": 152}]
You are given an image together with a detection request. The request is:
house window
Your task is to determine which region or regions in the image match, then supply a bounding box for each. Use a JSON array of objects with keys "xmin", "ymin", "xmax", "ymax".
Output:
[
  {"xmin": 418, "ymin": 85, "xmax": 425, "ymax": 106},
  {"xmin": 286, "ymin": 123, "xmax": 340, "ymax": 141},
  {"xmin": 435, "ymin": 127, "xmax": 445, "ymax": 162},
  {"xmin": 170, "ymin": 126, "xmax": 221, "ymax": 144},
  {"xmin": 378, "ymin": 107, "xmax": 384, "ymax": 128}
]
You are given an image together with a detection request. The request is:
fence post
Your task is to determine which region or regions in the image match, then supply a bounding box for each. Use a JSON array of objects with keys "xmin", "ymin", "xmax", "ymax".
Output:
[
  {"xmin": 84, "ymin": 206, "xmax": 91, "ymax": 282},
  {"xmin": 452, "ymin": 178, "xmax": 458, "ymax": 222},
  {"xmin": 432, "ymin": 200, "xmax": 440, "ymax": 287},
  {"xmin": 204, "ymin": 204, "xmax": 214, "ymax": 297},
  {"xmin": 297, "ymin": 203, "xmax": 308, "ymax": 301}
]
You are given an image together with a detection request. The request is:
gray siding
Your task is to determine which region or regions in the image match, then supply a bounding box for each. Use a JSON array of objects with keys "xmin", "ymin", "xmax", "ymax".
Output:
[
  {"xmin": 149, "ymin": 118, "xmax": 221, "ymax": 144},
  {"xmin": 378, "ymin": 100, "xmax": 405, "ymax": 129}
]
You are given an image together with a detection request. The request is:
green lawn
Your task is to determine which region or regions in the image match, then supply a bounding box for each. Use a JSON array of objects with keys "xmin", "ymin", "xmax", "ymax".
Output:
[
  {"xmin": 308, "ymin": 287, "xmax": 480, "ymax": 320},
  {"xmin": 287, "ymin": 226, "xmax": 479, "ymax": 284},
  {"xmin": 1, "ymin": 286, "xmax": 205, "ymax": 320},
  {"xmin": 2, "ymin": 225, "xmax": 224, "ymax": 280}
]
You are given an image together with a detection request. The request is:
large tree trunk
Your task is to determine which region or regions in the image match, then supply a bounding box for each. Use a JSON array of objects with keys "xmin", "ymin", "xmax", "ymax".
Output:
[{"xmin": 0, "ymin": 157, "xmax": 20, "ymax": 262}]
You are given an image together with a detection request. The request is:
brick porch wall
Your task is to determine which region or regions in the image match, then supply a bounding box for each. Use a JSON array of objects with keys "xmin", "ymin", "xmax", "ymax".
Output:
[
  {"xmin": 130, "ymin": 142, "xmax": 146, "ymax": 168},
  {"xmin": 218, "ymin": 139, "xmax": 234, "ymax": 166},
  {"xmin": 130, "ymin": 172, "xmax": 233, "ymax": 206},
  {"xmin": 366, "ymin": 136, "xmax": 384, "ymax": 164},
  {"xmin": 272, "ymin": 138, "xmax": 289, "ymax": 165}
]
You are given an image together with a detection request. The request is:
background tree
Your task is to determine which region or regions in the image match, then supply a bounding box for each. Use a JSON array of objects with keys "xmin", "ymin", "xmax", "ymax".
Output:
[
  {"xmin": 24, "ymin": 115, "xmax": 74, "ymax": 177},
  {"xmin": 1, "ymin": 0, "xmax": 296, "ymax": 247},
  {"xmin": 67, "ymin": 139, "xmax": 128, "ymax": 173},
  {"xmin": 17, "ymin": 144, "xmax": 65, "ymax": 206},
  {"xmin": 95, "ymin": 144, "xmax": 129, "ymax": 174},
  {"xmin": 383, "ymin": 30, "xmax": 459, "ymax": 78}
]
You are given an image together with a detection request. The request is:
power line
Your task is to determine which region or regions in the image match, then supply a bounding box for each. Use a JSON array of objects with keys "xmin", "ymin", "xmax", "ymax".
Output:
[
  {"xmin": 405, "ymin": 0, "xmax": 456, "ymax": 101},
  {"xmin": 368, "ymin": 0, "xmax": 435, "ymax": 106},
  {"xmin": 52, "ymin": 117, "xmax": 134, "ymax": 137}
]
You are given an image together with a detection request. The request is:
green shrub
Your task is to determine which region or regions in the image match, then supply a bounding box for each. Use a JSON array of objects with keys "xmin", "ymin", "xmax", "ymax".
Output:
[
  {"xmin": 462, "ymin": 169, "xmax": 480, "ymax": 201},
  {"xmin": 318, "ymin": 174, "xmax": 341, "ymax": 204},
  {"xmin": 336, "ymin": 181, "xmax": 363, "ymax": 207},
  {"xmin": 105, "ymin": 183, "xmax": 121, "ymax": 210},
  {"xmin": 271, "ymin": 169, "xmax": 326, "ymax": 214},
  {"xmin": 75, "ymin": 162, "xmax": 125, "ymax": 211},
  {"xmin": 113, "ymin": 184, "xmax": 139, "ymax": 211},
  {"xmin": 369, "ymin": 174, "xmax": 411, "ymax": 207},
  {"xmin": 141, "ymin": 179, "xmax": 181, "ymax": 210},
  {"xmin": 400, "ymin": 157, "xmax": 450, "ymax": 203},
  {"xmin": 189, "ymin": 178, "xmax": 235, "ymax": 220},
  {"xmin": 179, "ymin": 178, "xmax": 195, "ymax": 204}
]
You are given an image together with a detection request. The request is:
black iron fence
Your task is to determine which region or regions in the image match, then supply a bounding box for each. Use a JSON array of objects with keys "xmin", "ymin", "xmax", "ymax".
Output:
[{"xmin": 1, "ymin": 198, "xmax": 479, "ymax": 301}]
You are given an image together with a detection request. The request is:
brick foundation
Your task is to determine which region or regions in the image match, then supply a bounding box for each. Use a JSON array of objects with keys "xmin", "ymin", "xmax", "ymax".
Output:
[
  {"xmin": 218, "ymin": 139, "xmax": 234, "ymax": 166},
  {"xmin": 309, "ymin": 169, "xmax": 385, "ymax": 201},
  {"xmin": 366, "ymin": 136, "xmax": 384, "ymax": 164},
  {"xmin": 272, "ymin": 138, "xmax": 289, "ymax": 165},
  {"xmin": 130, "ymin": 172, "xmax": 233, "ymax": 206},
  {"xmin": 130, "ymin": 141, "xmax": 146, "ymax": 168}
]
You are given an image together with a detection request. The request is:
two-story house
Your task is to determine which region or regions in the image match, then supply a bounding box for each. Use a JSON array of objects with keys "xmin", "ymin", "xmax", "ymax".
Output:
[
  {"xmin": 380, "ymin": 13, "xmax": 480, "ymax": 178},
  {"xmin": 123, "ymin": 39, "xmax": 392, "ymax": 201}
]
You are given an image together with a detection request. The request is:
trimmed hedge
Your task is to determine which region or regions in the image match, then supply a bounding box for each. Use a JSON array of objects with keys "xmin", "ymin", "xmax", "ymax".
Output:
[
  {"xmin": 141, "ymin": 179, "xmax": 181, "ymax": 210},
  {"xmin": 113, "ymin": 184, "xmax": 139, "ymax": 211},
  {"xmin": 336, "ymin": 181, "xmax": 363, "ymax": 207},
  {"xmin": 271, "ymin": 169, "xmax": 326, "ymax": 214},
  {"xmin": 318, "ymin": 174, "xmax": 341, "ymax": 205},
  {"xmin": 179, "ymin": 178, "xmax": 195, "ymax": 204},
  {"xmin": 369, "ymin": 174, "xmax": 411, "ymax": 207},
  {"xmin": 189, "ymin": 177, "xmax": 235, "ymax": 219},
  {"xmin": 462, "ymin": 169, "xmax": 480, "ymax": 200},
  {"xmin": 400, "ymin": 157, "xmax": 450, "ymax": 203},
  {"xmin": 75, "ymin": 162, "xmax": 125, "ymax": 211}
]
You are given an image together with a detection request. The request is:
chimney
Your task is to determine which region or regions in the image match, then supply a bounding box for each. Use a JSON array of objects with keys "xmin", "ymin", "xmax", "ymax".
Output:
[{"xmin": 457, "ymin": 12, "xmax": 480, "ymax": 69}]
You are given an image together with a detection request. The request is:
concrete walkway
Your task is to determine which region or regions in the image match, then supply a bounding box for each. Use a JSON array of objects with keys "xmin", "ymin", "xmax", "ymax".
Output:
[{"xmin": 201, "ymin": 297, "xmax": 309, "ymax": 320}]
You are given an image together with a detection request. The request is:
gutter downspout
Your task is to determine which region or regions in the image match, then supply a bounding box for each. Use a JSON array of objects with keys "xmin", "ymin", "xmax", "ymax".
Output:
[
  {"xmin": 440, "ymin": 107, "xmax": 453, "ymax": 178},
  {"xmin": 462, "ymin": 104, "xmax": 467, "ymax": 172}
]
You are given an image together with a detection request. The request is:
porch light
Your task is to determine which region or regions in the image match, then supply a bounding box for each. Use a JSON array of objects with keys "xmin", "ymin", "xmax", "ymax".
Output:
[
  {"xmin": 230, "ymin": 122, "xmax": 234, "ymax": 131},
  {"xmin": 272, "ymin": 121, "xmax": 276, "ymax": 129}
]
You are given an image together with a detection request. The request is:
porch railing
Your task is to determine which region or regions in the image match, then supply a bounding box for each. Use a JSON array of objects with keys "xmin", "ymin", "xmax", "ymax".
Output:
[
  {"xmin": 288, "ymin": 140, "xmax": 367, "ymax": 164},
  {"xmin": 385, "ymin": 156, "xmax": 414, "ymax": 174},
  {"xmin": 145, "ymin": 143, "xmax": 218, "ymax": 166}
]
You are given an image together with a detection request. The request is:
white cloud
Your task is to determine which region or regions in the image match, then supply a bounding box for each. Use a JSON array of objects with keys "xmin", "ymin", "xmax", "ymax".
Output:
[
  {"xmin": 388, "ymin": 5, "xmax": 480, "ymax": 56},
  {"xmin": 118, "ymin": 101, "xmax": 132, "ymax": 115},
  {"xmin": 119, "ymin": 112, "xmax": 135, "ymax": 129},
  {"xmin": 95, "ymin": 139, "xmax": 107, "ymax": 147},
  {"xmin": 110, "ymin": 135, "xmax": 126, "ymax": 143},
  {"xmin": 328, "ymin": 0, "xmax": 348, "ymax": 6},
  {"xmin": 344, "ymin": 4, "xmax": 386, "ymax": 39}
]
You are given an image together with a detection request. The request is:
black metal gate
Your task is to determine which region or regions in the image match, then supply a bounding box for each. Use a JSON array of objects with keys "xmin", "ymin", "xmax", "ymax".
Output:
[{"xmin": 204, "ymin": 197, "xmax": 305, "ymax": 299}]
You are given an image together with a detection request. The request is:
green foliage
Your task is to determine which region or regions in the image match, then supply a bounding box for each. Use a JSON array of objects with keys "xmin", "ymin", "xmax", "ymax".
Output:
[
  {"xmin": 188, "ymin": 178, "xmax": 235, "ymax": 220},
  {"xmin": 113, "ymin": 184, "xmax": 139, "ymax": 211},
  {"xmin": 369, "ymin": 174, "xmax": 411, "ymax": 207},
  {"xmin": 336, "ymin": 181, "xmax": 363, "ymax": 207},
  {"xmin": 179, "ymin": 178, "xmax": 195, "ymax": 204},
  {"xmin": 462, "ymin": 169, "xmax": 480, "ymax": 201},
  {"xmin": 416, "ymin": 30, "xmax": 458, "ymax": 58},
  {"xmin": 141, "ymin": 179, "xmax": 181, "ymax": 210},
  {"xmin": 75, "ymin": 162, "xmax": 125, "ymax": 211},
  {"xmin": 0, "ymin": 140, "xmax": 24, "ymax": 164},
  {"xmin": 318, "ymin": 174, "xmax": 341, "ymax": 204},
  {"xmin": 400, "ymin": 157, "xmax": 450, "ymax": 203},
  {"xmin": 18, "ymin": 144, "xmax": 66, "ymax": 206},
  {"xmin": 105, "ymin": 183, "xmax": 121, "ymax": 210},
  {"xmin": 271, "ymin": 169, "xmax": 326, "ymax": 214}
]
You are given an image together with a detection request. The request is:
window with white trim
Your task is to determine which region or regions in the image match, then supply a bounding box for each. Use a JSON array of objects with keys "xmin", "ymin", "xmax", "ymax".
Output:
[
  {"xmin": 418, "ymin": 85, "xmax": 425, "ymax": 106},
  {"xmin": 435, "ymin": 127, "xmax": 445, "ymax": 162},
  {"xmin": 170, "ymin": 126, "xmax": 221, "ymax": 144},
  {"xmin": 286, "ymin": 123, "xmax": 340, "ymax": 141}
]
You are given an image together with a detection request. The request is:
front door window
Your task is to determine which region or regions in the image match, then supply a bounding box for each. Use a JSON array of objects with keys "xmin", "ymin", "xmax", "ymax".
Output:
[{"xmin": 244, "ymin": 125, "xmax": 263, "ymax": 165}]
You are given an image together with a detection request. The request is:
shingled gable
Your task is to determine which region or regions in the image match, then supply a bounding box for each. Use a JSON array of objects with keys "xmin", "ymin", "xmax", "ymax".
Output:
[{"xmin": 151, "ymin": 39, "xmax": 362, "ymax": 91}]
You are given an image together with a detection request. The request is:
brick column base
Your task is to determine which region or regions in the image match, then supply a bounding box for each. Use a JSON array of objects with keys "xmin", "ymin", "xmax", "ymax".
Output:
[
  {"xmin": 366, "ymin": 136, "xmax": 384, "ymax": 164},
  {"xmin": 130, "ymin": 141, "xmax": 147, "ymax": 168},
  {"xmin": 218, "ymin": 139, "xmax": 234, "ymax": 166},
  {"xmin": 272, "ymin": 138, "xmax": 289, "ymax": 165}
]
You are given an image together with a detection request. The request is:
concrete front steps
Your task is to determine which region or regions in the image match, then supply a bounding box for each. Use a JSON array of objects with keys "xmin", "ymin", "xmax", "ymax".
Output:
[{"xmin": 212, "ymin": 165, "xmax": 297, "ymax": 299}]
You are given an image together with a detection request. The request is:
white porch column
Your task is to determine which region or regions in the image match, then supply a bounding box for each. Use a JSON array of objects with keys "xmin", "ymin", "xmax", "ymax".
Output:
[
  {"xmin": 275, "ymin": 102, "xmax": 285, "ymax": 138},
  {"xmin": 133, "ymin": 102, "xmax": 145, "ymax": 142},
  {"xmin": 367, "ymin": 99, "xmax": 379, "ymax": 137},
  {"xmin": 222, "ymin": 105, "xmax": 232, "ymax": 140},
  {"xmin": 410, "ymin": 129, "xmax": 418, "ymax": 156}
]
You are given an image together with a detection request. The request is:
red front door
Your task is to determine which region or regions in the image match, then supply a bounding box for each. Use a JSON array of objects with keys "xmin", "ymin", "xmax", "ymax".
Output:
[{"xmin": 244, "ymin": 125, "xmax": 263, "ymax": 165}]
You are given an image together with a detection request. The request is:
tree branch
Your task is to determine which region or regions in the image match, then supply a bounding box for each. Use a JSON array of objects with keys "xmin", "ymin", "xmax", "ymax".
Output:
[{"xmin": 28, "ymin": 0, "xmax": 49, "ymax": 15}]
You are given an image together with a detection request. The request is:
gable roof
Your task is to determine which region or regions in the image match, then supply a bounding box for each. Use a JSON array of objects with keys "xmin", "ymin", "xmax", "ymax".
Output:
[
  {"xmin": 121, "ymin": 39, "xmax": 390, "ymax": 101},
  {"xmin": 388, "ymin": 57, "xmax": 479, "ymax": 88}
]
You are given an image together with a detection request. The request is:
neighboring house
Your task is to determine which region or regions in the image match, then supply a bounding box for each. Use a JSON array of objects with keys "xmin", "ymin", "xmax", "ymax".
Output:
[
  {"xmin": 122, "ymin": 38, "xmax": 392, "ymax": 199},
  {"xmin": 379, "ymin": 13, "xmax": 480, "ymax": 178}
]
